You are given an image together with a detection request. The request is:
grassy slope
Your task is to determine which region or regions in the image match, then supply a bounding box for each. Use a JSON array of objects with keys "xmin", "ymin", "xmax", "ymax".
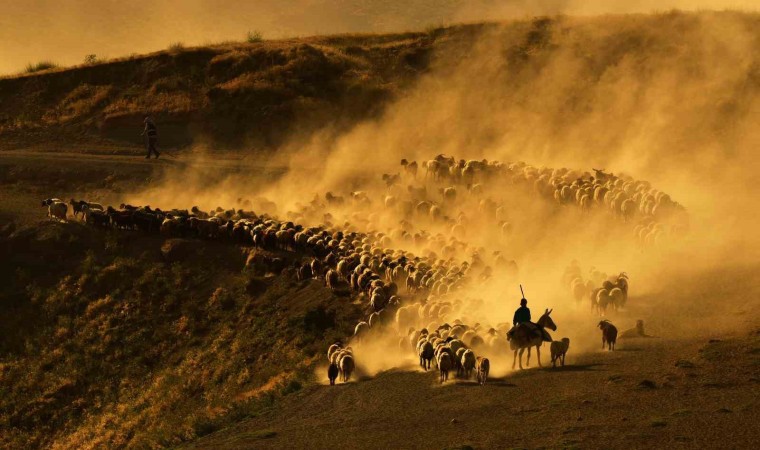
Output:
[
  {"xmin": 0, "ymin": 32, "xmax": 435, "ymax": 153},
  {"xmin": 0, "ymin": 223, "xmax": 362, "ymax": 448}
]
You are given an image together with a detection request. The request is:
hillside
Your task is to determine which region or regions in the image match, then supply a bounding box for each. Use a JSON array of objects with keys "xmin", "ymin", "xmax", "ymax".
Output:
[
  {"xmin": 0, "ymin": 31, "xmax": 435, "ymax": 153},
  {"xmin": 2, "ymin": 10, "xmax": 760, "ymax": 450},
  {"xmin": 0, "ymin": 222, "xmax": 363, "ymax": 448}
]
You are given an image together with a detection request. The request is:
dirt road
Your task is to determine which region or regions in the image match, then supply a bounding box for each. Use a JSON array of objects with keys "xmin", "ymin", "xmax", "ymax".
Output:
[{"xmin": 183, "ymin": 332, "xmax": 760, "ymax": 449}]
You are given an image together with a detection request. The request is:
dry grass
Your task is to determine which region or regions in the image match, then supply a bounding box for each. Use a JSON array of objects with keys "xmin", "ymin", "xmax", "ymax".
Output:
[
  {"xmin": 0, "ymin": 221, "xmax": 361, "ymax": 448},
  {"xmin": 24, "ymin": 60, "xmax": 59, "ymax": 73}
]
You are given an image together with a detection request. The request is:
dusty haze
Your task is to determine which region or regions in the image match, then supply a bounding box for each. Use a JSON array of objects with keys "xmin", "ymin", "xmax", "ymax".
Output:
[
  {"xmin": 125, "ymin": 11, "xmax": 760, "ymax": 375},
  {"xmin": 2, "ymin": 0, "xmax": 759, "ymax": 74}
]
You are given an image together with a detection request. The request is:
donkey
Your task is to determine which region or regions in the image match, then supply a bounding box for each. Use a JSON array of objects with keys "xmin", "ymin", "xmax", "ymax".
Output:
[{"xmin": 508, "ymin": 309, "xmax": 557, "ymax": 370}]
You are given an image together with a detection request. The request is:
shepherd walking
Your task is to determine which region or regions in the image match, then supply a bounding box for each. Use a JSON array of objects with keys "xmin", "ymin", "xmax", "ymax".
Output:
[{"xmin": 142, "ymin": 116, "xmax": 160, "ymax": 159}]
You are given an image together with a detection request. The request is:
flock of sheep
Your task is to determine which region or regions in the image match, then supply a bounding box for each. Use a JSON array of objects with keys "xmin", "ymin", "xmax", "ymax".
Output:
[
  {"xmin": 562, "ymin": 262, "xmax": 630, "ymax": 315},
  {"xmin": 40, "ymin": 153, "xmax": 680, "ymax": 386}
]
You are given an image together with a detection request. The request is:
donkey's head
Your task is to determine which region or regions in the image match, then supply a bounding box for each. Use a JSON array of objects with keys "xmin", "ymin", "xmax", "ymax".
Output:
[{"xmin": 538, "ymin": 308, "xmax": 557, "ymax": 331}]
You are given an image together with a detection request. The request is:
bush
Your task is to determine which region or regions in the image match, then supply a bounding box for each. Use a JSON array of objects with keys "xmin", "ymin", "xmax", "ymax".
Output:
[
  {"xmin": 84, "ymin": 54, "xmax": 98, "ymax": 65},
  {"xmin": 25, "ymin": 61, "xmax": 58, "ymax": 73},
  {"xmin": 246, "ymin": 30, "xmax": 264, "ymax": 43}
]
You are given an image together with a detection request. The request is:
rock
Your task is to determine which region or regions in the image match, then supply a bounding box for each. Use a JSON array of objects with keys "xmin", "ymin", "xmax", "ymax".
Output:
[
  {"xmin": 450, "ymin": 418, "xmax": 459, "ymax": 424},
  {"xmin": 638, "ymin": 380, "xmax": 657, "ymax": 389},
  {"xmin": 675, "ymin": 359, "xmax": 696, "ymax": 368}
]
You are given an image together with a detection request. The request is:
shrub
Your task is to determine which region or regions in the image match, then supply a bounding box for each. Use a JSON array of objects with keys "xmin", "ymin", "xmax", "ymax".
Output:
[
  {"xmin": 25, "ymin": 60, "xmax": 58, "ymax": 73},
  {"xmin": 246, "ymin": 30, "xmax": 264, "ymax": 43},
  {"xmin": 84, "ymin": 54, "xmax": 98, "ymax": 65}
]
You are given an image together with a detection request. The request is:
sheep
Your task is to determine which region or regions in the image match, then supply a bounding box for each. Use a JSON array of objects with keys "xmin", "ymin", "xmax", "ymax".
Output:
[
  {"xmin": 439, "ymin": 187, "xmax": 457, "ymax": 203},
  {"xmin": 328, "ymin": 363, "xmax": 339, "ymax": 385},
  {"xmin": 437, "ymin": 352, "xmax": 452, "ymax": 383},
  {"xmin": 475, "ymin": 356, "xmax": 490, "ymax": 385},
  {"xmin": 69, "ymin": 199, "xmax": 85, "ymax": 218},
  {"xmin": 325, "ymin": 269, "xmax": 340, "ymax": 291},
  {"xmin": 339, "ymin": 354, "xmax": 355, "ymax": 382},
  {"xmin": 550, "ymin": 337, "xmax": 570, "ymax": 367},
  {"xmin": 460, "ymin": 349, "xmax": 476, "ymax": 379},
  {"xmin": 596, "ymin": 288, "xmax": 611, "ymax": 315},
  {"xmin": 609, "ymin": 287, "xmax": 626, "ymax": 311},
  {"xmin": 598, "ymin": 320, "xmax": 618, "ymax": 351},
  {"xmin": 46, "ymin": 201, "xmax": 67, "ymax": 221},
  {"xmin": 419, "ymin": 341, "xmax": 434, "ymax": 370},
  {"xmin": 353, "ymin": 322, "xmax": 370, "ymax": 340},
  {"xmin": 84, "ymin": 208, "xmax": 110, "ymax": 227},
  {"xmin": 327, "ymin": 343, "xmax": 342, "ymax": 362}
]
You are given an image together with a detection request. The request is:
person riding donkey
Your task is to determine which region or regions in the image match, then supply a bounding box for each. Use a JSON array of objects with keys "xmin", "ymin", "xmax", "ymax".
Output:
[{"xmin": 507, "ymin": 286, "xmax": 553, "ymax": 343}]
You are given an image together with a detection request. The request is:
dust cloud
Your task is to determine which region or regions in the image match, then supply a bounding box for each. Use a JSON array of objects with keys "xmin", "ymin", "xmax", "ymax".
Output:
[
  {"xmin": 128, "ymin": 11, "xmax": 760, "ymax": 377},
  {"xmin": 2, "ymin": 1, "xmax": 758, "ymax": 74}
]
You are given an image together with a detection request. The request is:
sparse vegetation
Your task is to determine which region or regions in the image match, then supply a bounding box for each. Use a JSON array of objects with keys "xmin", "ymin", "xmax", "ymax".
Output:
[
  {"xmin": 24, "ymin": 60, "xmax": 58, "ymax": 73},
  {"xmin": 83, "ymin": 54, "xmax": 98, "ymax": 65},
  {"xmin": 246, "ymin": 30, "xmax": 264, "ymax": 43},
  {"xmin": 168, "ymin": 41, "xmax": 185, "ymax": 52}
]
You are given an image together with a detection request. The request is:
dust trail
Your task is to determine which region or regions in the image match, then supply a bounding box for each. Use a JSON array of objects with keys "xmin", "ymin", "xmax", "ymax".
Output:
[{"xmin": 126, "ymin": 11, "xmax": 760, "ymax": 377}]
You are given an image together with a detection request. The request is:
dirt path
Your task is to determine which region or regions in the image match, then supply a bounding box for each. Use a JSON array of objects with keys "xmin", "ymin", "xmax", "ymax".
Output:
[
  {"xmin": 184, "ymin": 330, "xmax": 760, "ymax": 450},
  {"xmin": 0, "ymin": 149, "xmax": 289, "ymax": 172}
]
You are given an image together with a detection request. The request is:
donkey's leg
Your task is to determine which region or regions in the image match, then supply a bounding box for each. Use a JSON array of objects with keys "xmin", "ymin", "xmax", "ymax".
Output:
[
  {"xmin": 512, "ymin": 350, "xmax": 518, "ymax": 370},
  {"xmin": 526, "ymin": 347, "xmax": 531, "ymax": 368},
  {"xmin": 536, "ymin": 345, "xmax": 542, "ymax": 367}
]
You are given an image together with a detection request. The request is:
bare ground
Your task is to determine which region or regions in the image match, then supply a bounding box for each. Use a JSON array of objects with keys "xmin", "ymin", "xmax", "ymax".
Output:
[{"xmin": 184, "ymin": 330, "xmax": 760, "ymax": 449}]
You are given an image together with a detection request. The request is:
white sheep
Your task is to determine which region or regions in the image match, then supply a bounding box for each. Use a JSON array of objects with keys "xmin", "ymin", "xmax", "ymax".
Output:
[
  {"xmin": 460, "ymin": 349, "xmax": 476, "ymax": 379},
  {"xmin": 437, "ymin": 352, "xmax": 452, "ymax": 383}
]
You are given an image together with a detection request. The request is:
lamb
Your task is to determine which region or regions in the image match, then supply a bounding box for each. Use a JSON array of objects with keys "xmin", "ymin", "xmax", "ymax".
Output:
[
  {"xmin": 598, "ymin": 320, "xmax": 618, "ymax": 351},
  {"xmin": 327, "ymin": 363, "xmax": 340, "ymax": 385},
  {"xmin": 460, "ymin": 349, "xmax": 476, "ymax": 379},
  {"xmin": 550, "ymin": 337, "xmax": 570, "ymax": 367},
  {"xmin": 437, "ymin": 352, "xmax": 452, "ymax": 383},
  {"xmin": 475, "ymin": 356, "xmax": 490, "ymax": 385}
]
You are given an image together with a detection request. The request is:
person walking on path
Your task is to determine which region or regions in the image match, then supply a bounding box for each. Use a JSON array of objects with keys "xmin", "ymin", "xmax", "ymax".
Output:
[{"xmin": 142, "ymin": 116, "xmax": 160, "ymax": 159}]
